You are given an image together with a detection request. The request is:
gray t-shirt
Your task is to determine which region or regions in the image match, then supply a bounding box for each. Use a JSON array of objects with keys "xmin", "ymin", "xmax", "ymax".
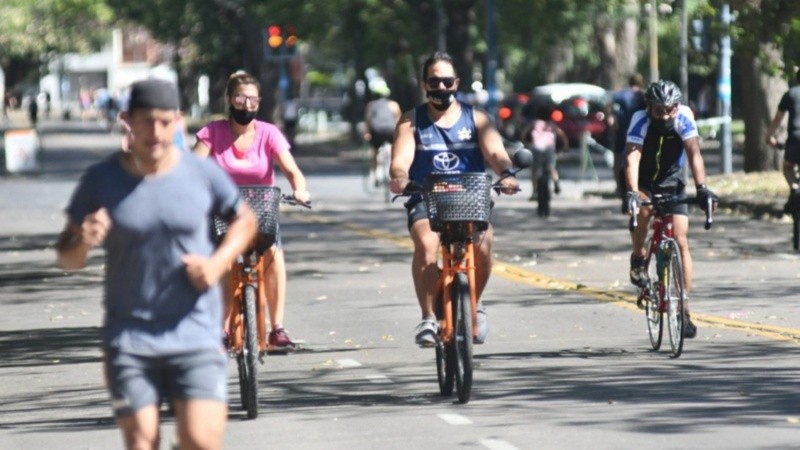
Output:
[{"xmin": 66, "ymin": 151, "xmax": 240, "ymax": 355}]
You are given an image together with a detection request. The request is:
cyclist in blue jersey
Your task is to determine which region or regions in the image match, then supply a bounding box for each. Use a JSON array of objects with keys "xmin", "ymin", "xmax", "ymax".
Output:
[
  {"xmin": 390, "ymin": 51, "xmax": 520, "ymax": 346},
  {"xmin": 625, "ymin": 80, "xmax": 718, "ymax": 339}
]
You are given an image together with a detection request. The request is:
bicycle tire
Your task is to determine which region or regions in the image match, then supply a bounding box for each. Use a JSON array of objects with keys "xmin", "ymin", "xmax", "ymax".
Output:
[
  {"xmin": 665, "ymin": 241, "xmax": 686, "ymax": 358},
  {"xmin": 242, "ymin": 284, "xmax": 259, "ymax": 418},
  {"xmin": 452, "ymin": 272, "xmax": 473, "ymax": 404},
  {"xmin": 434, "ymin": 291, "xmax": 454, "ymax": 396},
  {"xmin": 537, "ymin": 174, "xmax": 551, "ymax": 217},
  {"xmin": 377, "ymin": 142, "xmax": 392, "ymax": 203},
  {"xmin": 793, "ymin": 212, "xmax": 799, "ymax": 251},
  {"xmin": 644, "ymin": 251, "xmax": 663, "ymax": 350},
  {"xmin": 236, "ymin": 353, "xmax": 247, "ymax": 409}
]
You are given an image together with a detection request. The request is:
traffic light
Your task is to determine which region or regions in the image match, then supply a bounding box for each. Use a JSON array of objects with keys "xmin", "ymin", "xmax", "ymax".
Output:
[
  {"xmin": 267, "ymin": 24, "xmax": 283, "ymax": 49},
  {"xmin": 285, "ymin": 25, "xmax": 297, "ymax": 49}
]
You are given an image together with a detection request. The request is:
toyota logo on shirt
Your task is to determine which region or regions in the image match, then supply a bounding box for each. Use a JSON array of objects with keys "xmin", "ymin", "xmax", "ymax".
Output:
[{"xmin": 433, "ymin": 152, "xmax": 460, "ymax": 172}]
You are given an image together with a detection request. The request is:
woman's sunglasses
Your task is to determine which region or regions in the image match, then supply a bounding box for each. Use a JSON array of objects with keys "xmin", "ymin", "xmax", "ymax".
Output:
[{"xmin": 426, "ymin": 77, "xmax": 457, "ymax": 89}]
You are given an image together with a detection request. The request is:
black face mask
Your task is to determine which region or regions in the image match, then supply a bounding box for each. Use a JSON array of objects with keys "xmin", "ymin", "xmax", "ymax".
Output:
[
  {"xmin": 650, "ymin": 117, "xmax": 675, "ymax": 135},
  {"xmin": 426, "ymin": 90, "xmax": 456, "ymax": 111},
  {"xmin": 229, "ymin": 106, "xmax": 257, "ymax": 125}
]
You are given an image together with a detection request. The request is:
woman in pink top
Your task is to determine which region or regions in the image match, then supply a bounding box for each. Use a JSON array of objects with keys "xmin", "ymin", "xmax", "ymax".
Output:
[{"xmin": 194, "ymin": 71, "xmax": 310, "ymax": 353}]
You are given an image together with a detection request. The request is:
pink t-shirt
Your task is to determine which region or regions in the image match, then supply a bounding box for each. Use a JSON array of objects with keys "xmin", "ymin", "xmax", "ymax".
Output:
[{"xmin": 195, "ymin": 120, "xmax": 290, "ymax": 186}]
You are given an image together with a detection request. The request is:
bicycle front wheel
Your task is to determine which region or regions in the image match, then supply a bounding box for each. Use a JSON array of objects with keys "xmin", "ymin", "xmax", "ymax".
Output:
[
  {"xmin": 452, "ymin": 272, "xmax": 473, "ymax": 404},
  {"xmin": 434, "ymin": 292, "xmax": 455, "ymax": 397},
  {"xmin": 241, "ymin": 284, "xmax": 259, "ymax": 418},
  {"xmin": 665, "ymin": 241, "xmax": 686, "ymax": 358},
  {"xmin": 644, "ymin": 251, "xmax": 662, "ymax": 350}
]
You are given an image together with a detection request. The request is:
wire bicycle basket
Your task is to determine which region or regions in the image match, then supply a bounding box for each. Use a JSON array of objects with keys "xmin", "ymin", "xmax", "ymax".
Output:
[
  {"xmin": 213, "ymin": 186, "xmax": 281, "ymax": 243},
  {"xmin": 423, "ymin": 172, "xmax": 492, "ymax": 232}
]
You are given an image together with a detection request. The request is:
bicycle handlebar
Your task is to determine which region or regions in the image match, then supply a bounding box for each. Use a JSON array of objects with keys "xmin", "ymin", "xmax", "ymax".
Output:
[
  {"xmin": 391, "ymin": 176, "xmax": 521, "ymax": 203},
  {"xmin": 628, "ymin": 195, "xmax": 714, "ymax": 232},
  {"xmin": 280, "ymin": 194, "xmax": 312, "ymax": 209}
]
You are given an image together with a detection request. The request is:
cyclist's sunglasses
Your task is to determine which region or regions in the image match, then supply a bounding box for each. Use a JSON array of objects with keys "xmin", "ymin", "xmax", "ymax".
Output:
[
  {"xmin": 426, "ymin": 77, "xmax": 457, "ymax": 89},
  {"xmin": 650, "ymin": 104, "xmax": 678, "ymax": 116}
]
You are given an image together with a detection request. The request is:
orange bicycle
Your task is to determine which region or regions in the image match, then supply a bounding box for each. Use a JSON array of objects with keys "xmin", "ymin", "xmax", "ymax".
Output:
[
  {"xmin": 213, "ymin": 186, "xmax": 308, "ymax": 419},
  {"xmin": 397, "ymin": 151, "xmax": 531, "ymax": 404}
]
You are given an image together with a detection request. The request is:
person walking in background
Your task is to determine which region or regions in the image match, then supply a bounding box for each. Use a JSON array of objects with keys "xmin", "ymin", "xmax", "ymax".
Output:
[
  {"xmin": 606, "ymin": 73, "xmax": 646, "ymax": 208},
  {"xmin": 766, "ymin": 66, "xmax": 800, "ymax": 213},
  {"xmin": 56, "ymin": 79, "xmax": 258, "ymax": 450},
  {"xmin": 194, "ymin": 71, "xmax": 310, "ymax": 354}
]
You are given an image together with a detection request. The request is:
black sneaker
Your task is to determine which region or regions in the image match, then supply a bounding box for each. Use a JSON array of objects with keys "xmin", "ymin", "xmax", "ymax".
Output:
[
  {"xmin": 683, "ymin": 314, "xmax": 697, "ymax": 339},
  {"xmin": 629, "ymin": 255, "xmax": 647, "ymax": 287}
]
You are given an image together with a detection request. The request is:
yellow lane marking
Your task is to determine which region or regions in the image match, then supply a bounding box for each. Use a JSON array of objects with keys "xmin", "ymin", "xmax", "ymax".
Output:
[{"xmin": 287, "ymin": 211, "xmax": 800, "ymax": 344}]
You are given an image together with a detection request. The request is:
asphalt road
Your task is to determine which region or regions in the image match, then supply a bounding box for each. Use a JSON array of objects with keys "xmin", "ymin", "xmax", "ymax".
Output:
[{"xmin": 1, "ymin": 119, "xmax": 799, "ymax": 449}]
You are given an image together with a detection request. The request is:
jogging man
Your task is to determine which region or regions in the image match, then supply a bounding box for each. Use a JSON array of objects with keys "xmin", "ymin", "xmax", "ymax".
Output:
[
  {"xmin": 766, "ymin": 67, "xmax": 800, "ymax": 212},
  {"xmin": 56, "ymin": 79, "xmax": 257, "ymax": 450}
]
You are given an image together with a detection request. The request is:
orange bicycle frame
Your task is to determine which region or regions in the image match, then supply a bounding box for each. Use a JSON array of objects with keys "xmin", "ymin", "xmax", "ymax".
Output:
[
  {"xmin": 227, "ymin": 248, "xmax": 269, "ymax": 353},
  {"xmin": 437, "ymin": 222, "xmax": 480, "ymax": 344}
]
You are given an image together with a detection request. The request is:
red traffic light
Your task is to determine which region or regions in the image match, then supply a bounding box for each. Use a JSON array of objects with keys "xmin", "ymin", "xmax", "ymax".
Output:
[{"xmin": 267, "ymin": 25, "xmax": 283, "ymax": 48}]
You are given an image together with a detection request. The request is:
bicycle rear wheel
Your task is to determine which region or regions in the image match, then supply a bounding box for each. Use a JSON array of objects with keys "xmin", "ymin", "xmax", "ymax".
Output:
[
  {"xmin": 377, "ymin": 142, "xmax": 392, "ymax": 203},
  {"xmin": 792, "ymin": 212, "xmax": 799, "ymax": 251},
  {"xmin": 452, "ymin": 272, "xmax": 473, "ymax": 404},
  {"xmin": 241, "ymin": 284, "xmax": 259, "ymax": 418},
  {"xmin": 665, "ymin": 241, "xmax": 686, "ymax": 358}
]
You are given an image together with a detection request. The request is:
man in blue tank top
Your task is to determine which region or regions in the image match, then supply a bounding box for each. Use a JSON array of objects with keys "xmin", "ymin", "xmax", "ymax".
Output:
[{"xmin": 390, "ymin": 51, "xmax": 520, "ymax": 347}]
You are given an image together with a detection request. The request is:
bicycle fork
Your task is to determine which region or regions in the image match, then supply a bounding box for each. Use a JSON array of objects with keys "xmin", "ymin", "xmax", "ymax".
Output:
[{"xmin": 438, "ymin": 228, "xmax": 479, "ymax": 344}]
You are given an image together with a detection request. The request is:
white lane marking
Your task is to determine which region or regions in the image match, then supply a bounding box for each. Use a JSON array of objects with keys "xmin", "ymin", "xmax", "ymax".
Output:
[
  {"xmin": 336, "ymin": 359, "xmax": 361, "ymax": 368},
  {"xmin": 481, "ymin": 439, "xmax": 520, "ymax": 450},
  {"xmin": 437, "ymin": 413, "xmax": 472, "ymax": 425},
  {"xmin": 365, "ymin": 374, "xmax": 392, "ymax": 384}
]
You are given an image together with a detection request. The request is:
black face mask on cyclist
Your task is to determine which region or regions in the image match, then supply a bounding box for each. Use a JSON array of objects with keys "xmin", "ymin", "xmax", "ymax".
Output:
[
  {"xmin": 426, "ymin": 89, "xmax": 456, "ymax": 111},
  {"xmin": 650, "ymin": 117, "xmax": 676, "ymax": 135},
  {"xmin": 229, "ymin": 106, "xmax": 257, "ymax": 125}
]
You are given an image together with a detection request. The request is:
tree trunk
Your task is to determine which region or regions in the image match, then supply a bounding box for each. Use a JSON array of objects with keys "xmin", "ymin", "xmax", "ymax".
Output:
[
  {"xmin": 738, "ymin": 44, "xmax": 787, "ymax": 172},
  {"xmin": 444, "ymin": 0, "xmax": 476, "ymax": 89},
  {"xmin": 593, "ymin": 2, "xmax": 640, "ymax": 90}
]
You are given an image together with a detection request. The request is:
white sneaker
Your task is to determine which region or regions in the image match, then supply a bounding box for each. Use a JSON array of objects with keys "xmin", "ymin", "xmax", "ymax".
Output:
[
  {"xmin": 414, "ymin": 318, "xmax": 438, "ymax": 347},
  {"xmin": 474, "ymin": 303, "xmax": 488, "ymax": 344}
]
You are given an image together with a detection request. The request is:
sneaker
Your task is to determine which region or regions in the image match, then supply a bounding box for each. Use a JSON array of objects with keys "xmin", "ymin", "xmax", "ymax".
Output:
[
  {"xmin": 414, "ymin": 318, "xmax": 438, "ymax": 347},
  {"xmin": 474, "ymin": 302, "xmax": 488, "ymax": 344},
  {"xmin": 683, "ymin": 314, "xmax": 697, "ymax": 339},
  {"xmin": 267, "ymin": 327, "xmax": 296, "ymax": 354},
  {"xmin": 629, "ymin": 255, "xmax": 647, "ymax": 287}
]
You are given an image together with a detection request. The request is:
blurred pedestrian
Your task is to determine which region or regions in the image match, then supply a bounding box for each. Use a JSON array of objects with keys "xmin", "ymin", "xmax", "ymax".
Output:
[
  {"xmin": 766, "ymin": 66, "xmax": 800, "ymax": 212},
  {"xmin": 606, "ymin": 73, "xmax": 646, "ymax": 208},
  {"xmin": 56, "ymin": 78, "xmax": 257, "ymax": 450},
  {"xmin": 27, "ymin": 94, "xmax": 39, "ymax": 128}
]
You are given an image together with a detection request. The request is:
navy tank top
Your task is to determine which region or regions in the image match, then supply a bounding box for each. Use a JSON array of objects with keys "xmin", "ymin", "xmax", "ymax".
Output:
[{"xmin": 408, "ymin": 101, "xmax": 485, "ymax": 185}]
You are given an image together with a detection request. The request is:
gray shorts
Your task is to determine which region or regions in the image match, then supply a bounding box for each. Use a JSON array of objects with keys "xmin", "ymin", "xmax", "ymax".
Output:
[{"xmin": 103, "ymin": 347, "xmax": 227, "ymax": 418}]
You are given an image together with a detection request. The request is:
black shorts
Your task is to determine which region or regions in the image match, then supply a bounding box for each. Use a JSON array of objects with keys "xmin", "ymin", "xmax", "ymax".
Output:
[
  {"xmin": 369, "ymin": 130, "xmax": 394, "ymax": 150},
  {"xmin": 640, "ymin": 183, "xmax": 689, "ymax": 216},
  {"xmin": 783, "ymin": 136, "xmax": 800, "ymax": 165}
]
